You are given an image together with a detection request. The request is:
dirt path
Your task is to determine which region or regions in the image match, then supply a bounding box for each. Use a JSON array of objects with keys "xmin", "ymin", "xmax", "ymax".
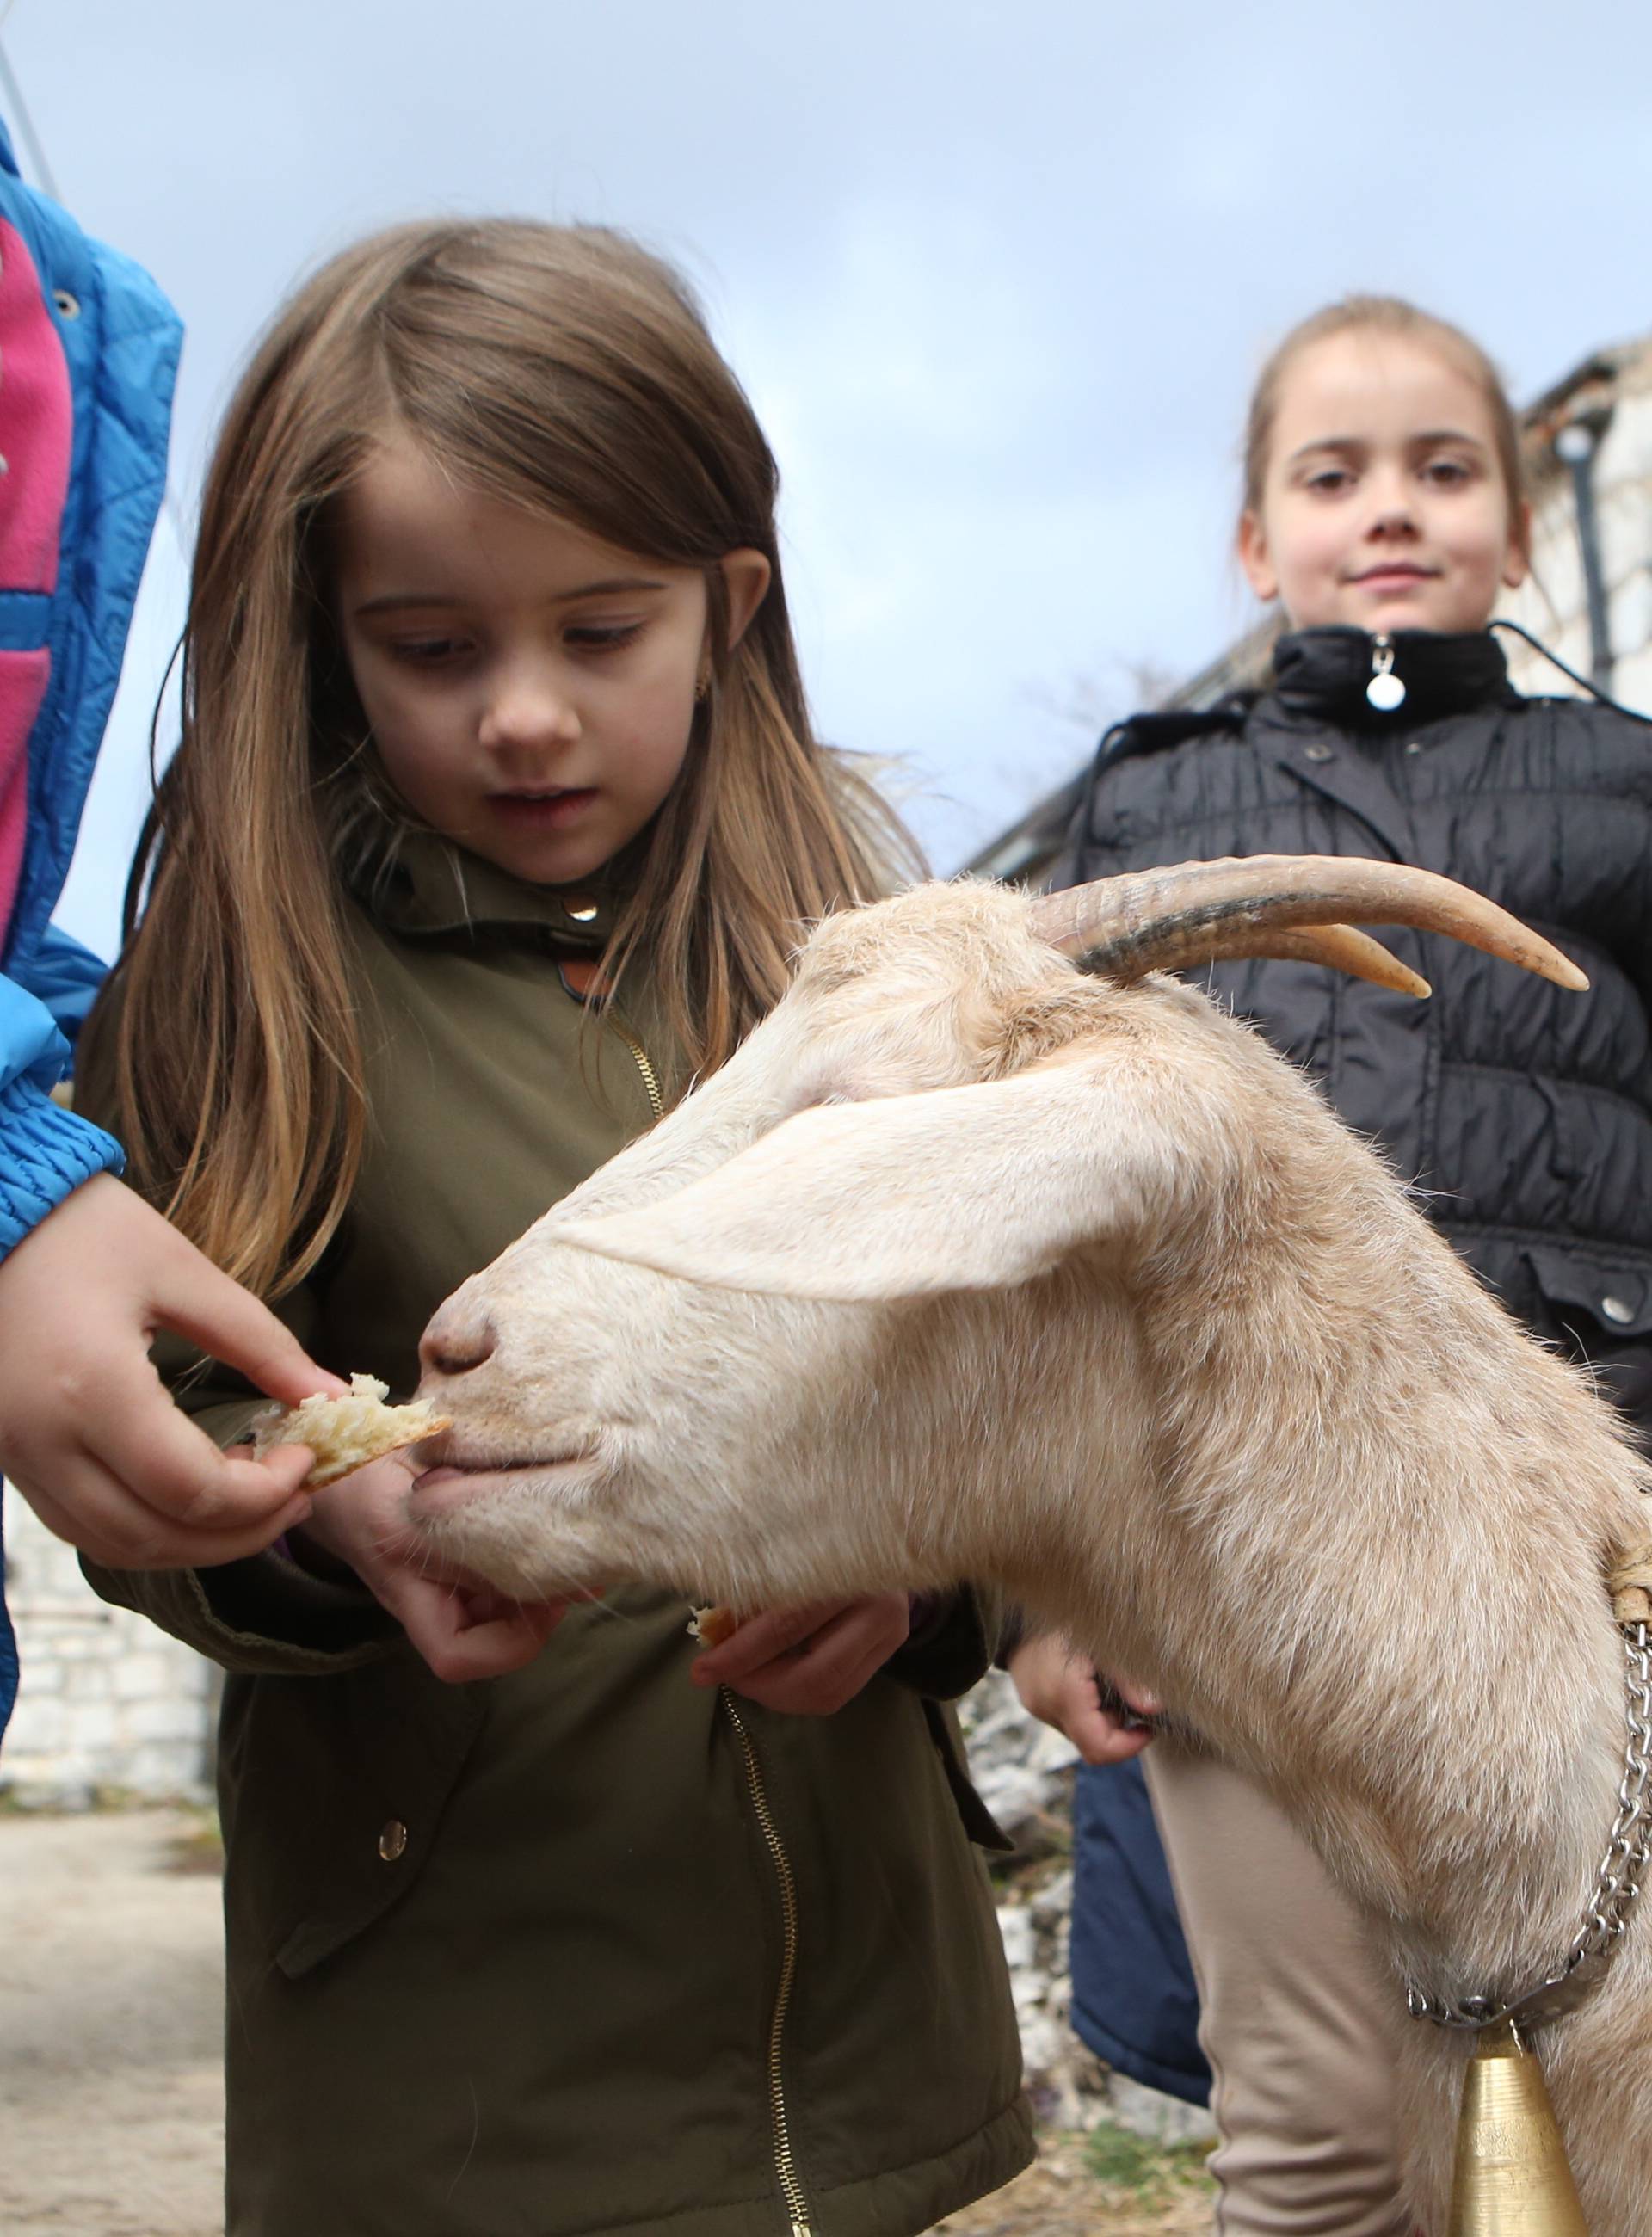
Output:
[
  {"xmin": 0, "ymin": 1808, "xmax": 1213, "ymax": 2237},
  {"xmin": 0, "ymin": 1809, "xmax": 224, "ymax": 2237},
  {"xmin": 935, "ymin": 2136, "xmax": 1211, "ymax": 2237}
]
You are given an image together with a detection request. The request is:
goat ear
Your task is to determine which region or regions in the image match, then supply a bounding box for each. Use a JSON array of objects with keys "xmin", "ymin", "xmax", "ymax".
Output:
[{"xmin": 556, "ymin": 1057, "xmax": 1191, "ymax": 1301}]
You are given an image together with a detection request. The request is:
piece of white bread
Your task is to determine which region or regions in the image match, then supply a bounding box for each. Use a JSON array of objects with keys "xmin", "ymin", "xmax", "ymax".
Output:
[
  {"xmin": 687, "ymin": 1605, "xmax": 739, "ymax": 1648},
  {"xmin": 253, "ymin": 1373, "xmax": 452, "ymax": 1490}
]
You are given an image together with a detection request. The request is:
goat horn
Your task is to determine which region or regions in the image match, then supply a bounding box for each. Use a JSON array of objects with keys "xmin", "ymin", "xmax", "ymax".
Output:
[
  {"xmin": 1027, "ymin": 856, "xmax": 1589, "ymax": 993},
  {"xmin": 1201, "ymin": 924, "xmax": 1431, "ymax": 998}
]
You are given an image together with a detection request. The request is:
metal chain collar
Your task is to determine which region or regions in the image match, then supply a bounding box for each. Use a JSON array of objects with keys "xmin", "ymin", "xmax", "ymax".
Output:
[{"xmin": 1408, "ymin": 1620, "xmax": 1652, "ymax": 2035}]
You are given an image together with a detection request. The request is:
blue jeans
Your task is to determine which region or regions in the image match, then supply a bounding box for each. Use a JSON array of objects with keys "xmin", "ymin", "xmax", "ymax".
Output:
[
  {"xmin": 1069, "ymin": 1755, "xmax": 1211, "ymax": 2105},
  {"xmin": 0, "ymin": 1488, "xmax": 17, "ymax": 1739}
]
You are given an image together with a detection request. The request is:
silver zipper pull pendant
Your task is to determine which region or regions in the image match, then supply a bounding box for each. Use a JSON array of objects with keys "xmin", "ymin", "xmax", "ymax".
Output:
[{"xmin": 1366, "ymin": 633, "xmax": 1406, "ymax": 711}]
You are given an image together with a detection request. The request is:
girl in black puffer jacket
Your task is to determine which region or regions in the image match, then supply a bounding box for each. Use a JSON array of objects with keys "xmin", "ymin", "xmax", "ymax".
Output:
[{"xmin": 1011, "ymin": 295, "xmax": 1652, "ymax": 2237}]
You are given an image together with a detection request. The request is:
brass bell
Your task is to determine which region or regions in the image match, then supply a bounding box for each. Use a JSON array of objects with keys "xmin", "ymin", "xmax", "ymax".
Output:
[{"xmin": 1446, "ymin": 2019, "xmax": 1588, "ymax": 2235}]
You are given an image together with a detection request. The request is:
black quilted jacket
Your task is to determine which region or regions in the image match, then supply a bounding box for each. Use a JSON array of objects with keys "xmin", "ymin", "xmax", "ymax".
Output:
[{"xmin": 1057, "ymin": 624, "xmax": 1652, "ymax": 1437}]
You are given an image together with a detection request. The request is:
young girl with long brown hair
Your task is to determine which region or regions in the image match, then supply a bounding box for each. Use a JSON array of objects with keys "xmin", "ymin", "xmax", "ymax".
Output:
[{"xmin": 71, "ymin": 219, "xmax": 1030, "ymax": 2237}]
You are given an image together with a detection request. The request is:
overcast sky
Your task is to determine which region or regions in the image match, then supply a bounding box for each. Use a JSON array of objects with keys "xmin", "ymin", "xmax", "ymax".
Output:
[{"xmin": 10, "ymin": 0, "xmax": 1652, "ymax": 957}]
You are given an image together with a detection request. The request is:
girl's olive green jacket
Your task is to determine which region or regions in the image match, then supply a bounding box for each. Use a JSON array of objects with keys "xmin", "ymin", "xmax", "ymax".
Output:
[{"xmin": 77, "ymin": 840, "xmax": 1032, "ymax": 2237}]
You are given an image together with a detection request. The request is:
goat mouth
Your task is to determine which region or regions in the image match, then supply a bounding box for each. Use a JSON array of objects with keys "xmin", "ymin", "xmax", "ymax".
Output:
[{"xmin": 408, "ymin": 1453, "xmax": 598, "ymax": 1519}]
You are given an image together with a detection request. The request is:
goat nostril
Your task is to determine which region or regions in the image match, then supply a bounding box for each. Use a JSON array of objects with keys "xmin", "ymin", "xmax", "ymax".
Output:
[{"xmin": 420, "ymin": 1305, "xmax": 498, "ymax": 1380}]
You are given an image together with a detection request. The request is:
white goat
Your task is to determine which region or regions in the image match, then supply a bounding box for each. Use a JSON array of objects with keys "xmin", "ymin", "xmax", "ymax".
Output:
[{"xmin": 410, "ymin": 860, "xmax": 1652, "ymax": 2235}]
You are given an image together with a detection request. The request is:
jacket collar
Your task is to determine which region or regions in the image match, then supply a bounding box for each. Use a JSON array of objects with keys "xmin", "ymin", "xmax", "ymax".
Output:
[
  {"xmin": 346, "ymin": 828, "xmax": 622, "ymax": 949},
  {"xmin": 1271, "ymin": 625, "xmax": 1512, "ymax": 727}
]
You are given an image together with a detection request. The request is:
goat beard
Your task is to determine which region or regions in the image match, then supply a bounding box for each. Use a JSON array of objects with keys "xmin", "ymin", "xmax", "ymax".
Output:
[{"xmin": 410, "ymin": 1489, "xmax": 629, "ymax": 1604}]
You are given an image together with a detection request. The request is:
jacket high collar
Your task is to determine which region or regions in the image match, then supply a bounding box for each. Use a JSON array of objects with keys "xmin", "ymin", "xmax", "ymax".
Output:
[
  {"xmin": 1271, "ymin": 625, "xmax": 1513, "ymax": 729},
  {"xmin": 345, "ymin": 826, "xmax": 624, "ymax": 949}
]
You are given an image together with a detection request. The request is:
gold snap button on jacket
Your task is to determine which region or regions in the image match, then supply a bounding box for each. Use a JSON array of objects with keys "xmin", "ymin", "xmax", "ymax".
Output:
[{"xmin": 378, "ymin": 1819, "xmax": 409, "ymax": 1862}]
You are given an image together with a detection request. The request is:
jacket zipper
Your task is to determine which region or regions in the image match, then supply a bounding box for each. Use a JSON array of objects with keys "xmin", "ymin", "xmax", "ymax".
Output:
[
  {"xmin": 721, "ymin": 1694, "xmax": 813, "ymax": 2237},
  {"xmin": 613, "ymin": 1023, "xmax": 811, "ymax": 2234},
  {"xmin": 553, "ymin": 963, "xmax": 663, "ymax": 1123},
  {"xmin": 613, "ymin": 1023, "xmax": 664, "ymax": 1122}
]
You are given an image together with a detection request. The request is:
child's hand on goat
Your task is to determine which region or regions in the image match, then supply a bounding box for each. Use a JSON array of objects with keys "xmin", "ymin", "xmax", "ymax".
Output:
[
  {"xmin": 688, "ymin": 1593, "xmax": 913, "ymax": 1715},
  {"xmin": 1008, "ymin": 1632, "xmax": 1161, "ymax": 1763},
  {"xmin": 291, "ymin": 1453, "xmax": 569, "ymax": 1682}
]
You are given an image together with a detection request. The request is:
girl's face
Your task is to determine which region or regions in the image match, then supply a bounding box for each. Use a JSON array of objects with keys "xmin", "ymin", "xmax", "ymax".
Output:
[
  {"xmin": 334, "ymin": 434, "xmax": 770, "ymax": 887},
  {"xmin": 1238, "ymin": 329, "xmax": 1529, "ymax": 634}
]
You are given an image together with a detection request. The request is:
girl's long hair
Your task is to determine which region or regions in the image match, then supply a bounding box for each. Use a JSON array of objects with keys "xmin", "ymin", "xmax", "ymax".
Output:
[{"xmin": 108, "ymin": 221, "xmax": 915, "ymax": 1296}]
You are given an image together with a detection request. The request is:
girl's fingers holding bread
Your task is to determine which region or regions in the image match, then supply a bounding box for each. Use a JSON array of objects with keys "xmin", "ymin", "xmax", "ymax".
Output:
[
  {"xmin": 694, "ymin": 1593, "xmax": 914, "ymax": 1713},
  {"xmin": 72, "ymin": 1341, "xmax": 317, "ymax": 1541},
  {"xmin": 0, "ymin": 1173, "xmax": 340, "ymax": 1563},
  {"xmin": 16, "ymin": 1449, "xmax": 314, "ymax": 1572},
  {"xmin": 145, "ymin": 1219, "xmax": 348, "ymax": 1408},
  {"xmin": 687, "ymin": 1600, "xmax": 841, "ymax": 1684}
]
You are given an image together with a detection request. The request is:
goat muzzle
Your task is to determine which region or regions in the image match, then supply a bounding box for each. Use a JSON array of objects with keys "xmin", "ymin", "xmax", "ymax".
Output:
[{"xmin": 1027, "ymin": 855, "xmax": 1589, "ymax": 995}]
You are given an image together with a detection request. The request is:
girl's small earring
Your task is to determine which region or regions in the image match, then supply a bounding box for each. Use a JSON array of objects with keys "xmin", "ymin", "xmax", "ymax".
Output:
[{"xmin": 694, "ymin": 671, "xmax": 712, "ymax": 704}]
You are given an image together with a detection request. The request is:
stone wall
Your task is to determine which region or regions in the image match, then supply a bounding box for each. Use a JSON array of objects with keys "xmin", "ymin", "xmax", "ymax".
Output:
[
  {"xmin": 1, "ymin": 1495, "xmax": 213, "ymax": 1807},
  {"xmin": 959, "ymin": 1668, "xmax": 1213, "ymax": 2142}
]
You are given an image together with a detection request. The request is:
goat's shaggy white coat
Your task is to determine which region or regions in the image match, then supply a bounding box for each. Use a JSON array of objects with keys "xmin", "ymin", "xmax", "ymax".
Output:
[{"xmin": 413, "ymin": 879, "xmax": 1652, "ymax": 2234}]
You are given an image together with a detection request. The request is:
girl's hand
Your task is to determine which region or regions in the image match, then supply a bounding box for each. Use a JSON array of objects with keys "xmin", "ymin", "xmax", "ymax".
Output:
[
  {"xmin": 688, "ymin": 1593, "xmax": 913, "ymax": 1716},
  {"xmin": 0, "ymin": 1174, "xmax": 345, "ymax": 1568},
  {"xmin": 293, "ymin": 1455, "xmax": 568, "ymax": 1683},
  {"xmin": 1008, "ymin": 1632, "xmax": 1161, "ymax": 1765}
]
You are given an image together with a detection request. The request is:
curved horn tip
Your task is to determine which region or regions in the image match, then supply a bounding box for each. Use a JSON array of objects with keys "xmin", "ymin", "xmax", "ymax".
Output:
[{"xmin": 1032, "ymin": 857, "xmax": 1592, "ymax": 997}]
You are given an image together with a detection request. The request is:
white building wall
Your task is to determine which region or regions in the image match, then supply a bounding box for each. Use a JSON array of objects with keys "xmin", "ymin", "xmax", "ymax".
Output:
[
  {"xmin": 2, "ymin": 1494, "xmax": 214, "ymax": 1806},
  {"xmin": 1501, "ymin": 357, "xmax": 1652, "ymax": 713}
]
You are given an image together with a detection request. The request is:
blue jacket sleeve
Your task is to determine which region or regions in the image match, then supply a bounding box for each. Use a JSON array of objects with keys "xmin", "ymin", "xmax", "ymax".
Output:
[
  {"xmin": 0, "ymin": 966, "xmax": 121, "ymax": 1257},
  {"xmin": 15, "ymin": 922, "xmax": 112, "ymax": 1049}
]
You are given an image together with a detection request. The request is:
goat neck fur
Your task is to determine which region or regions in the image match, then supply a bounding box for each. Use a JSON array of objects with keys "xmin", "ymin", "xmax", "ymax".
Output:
[{"xmin": 414, "ymin": 878, "xmax": 1652, "ymax": 2234}]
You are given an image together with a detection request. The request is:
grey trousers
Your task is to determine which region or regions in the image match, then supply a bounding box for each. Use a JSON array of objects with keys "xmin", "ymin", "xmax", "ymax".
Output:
[{"xmin": 1143, "ymin": 1741, "xmax": 1416, "ymax": 2237}]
